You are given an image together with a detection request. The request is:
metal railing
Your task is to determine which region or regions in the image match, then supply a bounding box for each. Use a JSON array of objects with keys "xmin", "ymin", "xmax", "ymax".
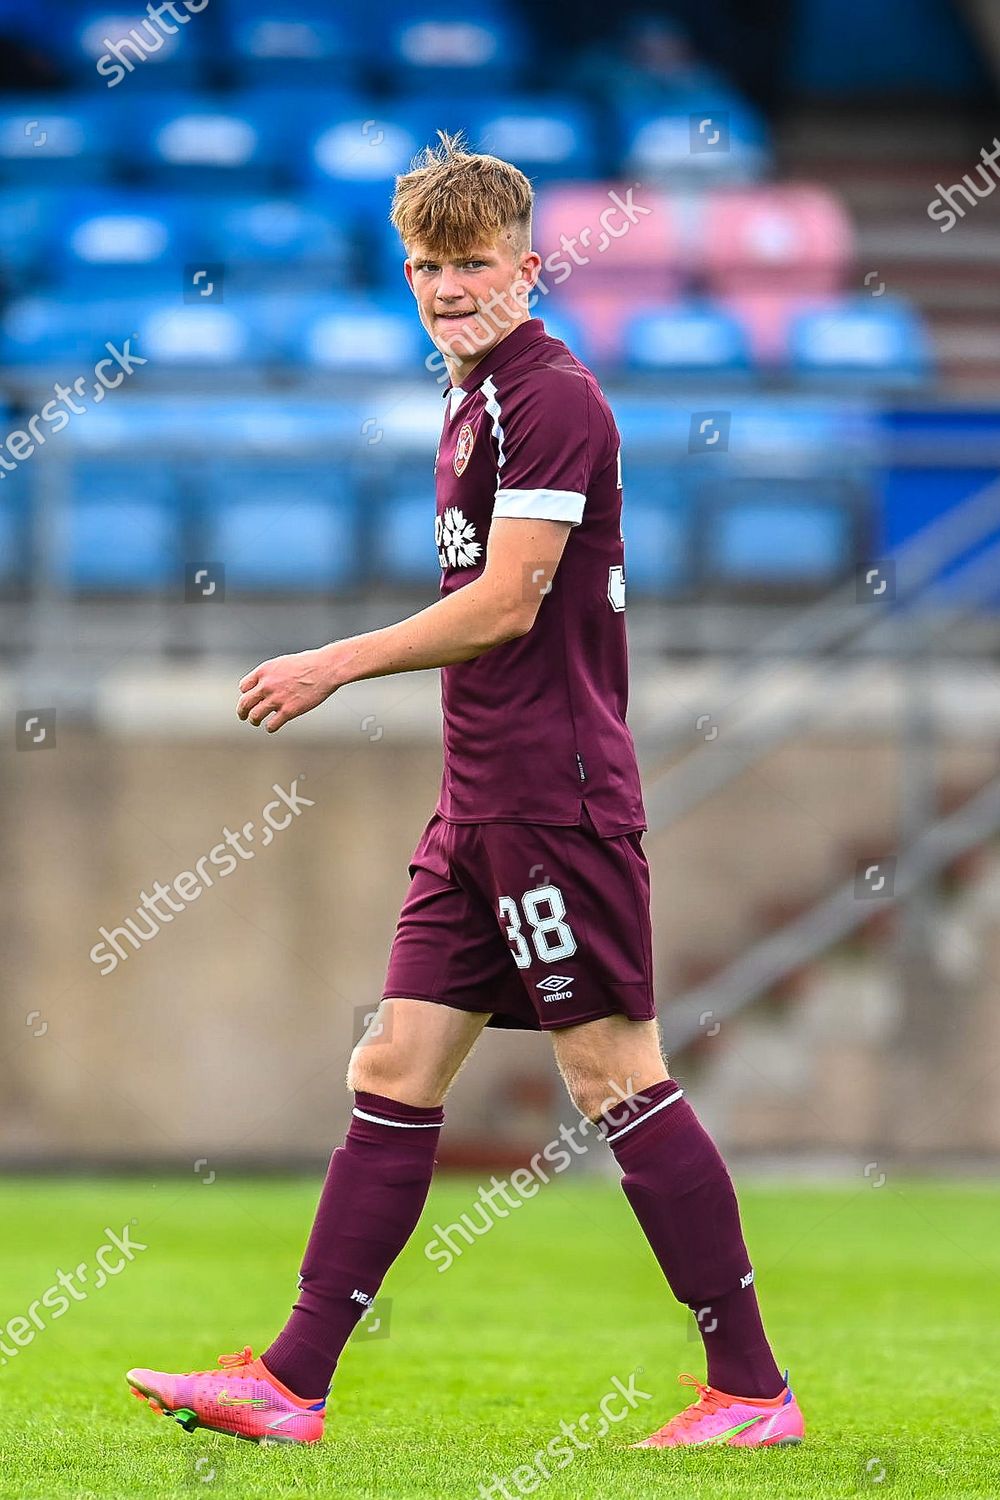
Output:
[
  {"xmin": 660, "ymin": 770, "xmax": 1000, "ymax": 1052},
  {"xmin": 640, "ymin": 475, "xmax": 1000, "ymax": 830}
]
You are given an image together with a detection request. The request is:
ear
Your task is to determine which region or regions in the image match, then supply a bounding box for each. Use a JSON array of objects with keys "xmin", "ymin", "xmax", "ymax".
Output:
[
  {"xmin": 403, "ymin": 259, "xmax": 417, "ymax": 296},
  {"xmin": 518, "ymin": 249, "xmax": 542, "ymax": 293}
]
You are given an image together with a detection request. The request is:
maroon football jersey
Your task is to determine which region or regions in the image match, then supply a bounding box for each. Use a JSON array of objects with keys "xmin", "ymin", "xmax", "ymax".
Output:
[{"xmin": 433, "ymin": 317, "xmax": 645, "ymax": 837}]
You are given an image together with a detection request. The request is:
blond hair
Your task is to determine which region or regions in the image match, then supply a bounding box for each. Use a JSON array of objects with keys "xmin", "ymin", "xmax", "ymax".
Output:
[{"xmin": 390, "ymin": 131, "xmax": 533, "ymax": 258}]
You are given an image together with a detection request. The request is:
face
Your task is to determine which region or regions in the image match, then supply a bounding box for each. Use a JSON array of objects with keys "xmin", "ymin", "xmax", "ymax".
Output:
[{"xmin": 404, "ymin": 228, "xmax": 541, "ymax": 375}]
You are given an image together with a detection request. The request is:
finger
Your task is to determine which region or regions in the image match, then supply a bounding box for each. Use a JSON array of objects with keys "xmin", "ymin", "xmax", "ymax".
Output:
[
  {"xmin": 239, "ymin": 668, "xmax": 261, "ymax": 693},
  {"xmin": 265, "ymin": 712, "xmax": 288, "ymax": 733},
  {"xmin": 237, "ymin": 684, "xmax": 269, "ymax": 721},
  {"xmin": 248, "ymin": 700, "xmax": 278, "ymax": 727}
]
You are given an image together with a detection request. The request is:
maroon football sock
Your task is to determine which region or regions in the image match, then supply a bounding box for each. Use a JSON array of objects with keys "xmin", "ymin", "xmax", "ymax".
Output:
[
  {"xmin": 600, "ymin": 1079, "xmax": 784, "ymax": 1399},
  {"xmin": 262, "ymin": 1090, "xmax": 443, "ymax": 1400}
]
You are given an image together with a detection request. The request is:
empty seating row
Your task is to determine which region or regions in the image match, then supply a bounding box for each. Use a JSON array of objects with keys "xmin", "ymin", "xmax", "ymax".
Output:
[
  {"xmin": 2, "ymin": 1, "xmax": 528, "ymax": 91},
  {"xmin": 0, "ymin": 91, "xmax": 769, "ymax": 195},
  {"xmin": 0, "ymin": 458, "xmax": 870, "ymax": 597},
  {"xmin": 0, "ymin": 181, "xmax": 852, "ymax": 303},
  {"xmin": 0, "ymin": 289, "xmax": 931, "ymax": 380}
]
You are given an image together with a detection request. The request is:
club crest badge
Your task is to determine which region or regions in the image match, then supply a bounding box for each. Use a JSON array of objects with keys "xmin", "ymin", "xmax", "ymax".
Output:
[{"xmin": 453, "ymin": 422, "xmax": 476, "ymax": 477}]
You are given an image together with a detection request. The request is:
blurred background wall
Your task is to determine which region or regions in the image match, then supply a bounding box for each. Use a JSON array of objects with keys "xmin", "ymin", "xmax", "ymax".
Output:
[{"xmin": 1, "ymin": 0, "xmax": 999, "ymax": 1169}]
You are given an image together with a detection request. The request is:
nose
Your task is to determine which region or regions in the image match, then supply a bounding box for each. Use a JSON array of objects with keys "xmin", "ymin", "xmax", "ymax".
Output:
[{"xmin": 436, "ymin": 264, "xmax": 464, "ymax": 302}]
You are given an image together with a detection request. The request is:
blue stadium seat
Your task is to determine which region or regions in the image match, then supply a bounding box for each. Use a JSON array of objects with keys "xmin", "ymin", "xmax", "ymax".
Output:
[
  {"xmin": 788, "ymin": 298, "xmax": 932, "ymax": 383},
  {"xmin": 297, "ymin": 299, "xmax": 427, "ymax": 373},
  {"xmin": 54, "ymin": 464, "xmax": 182, "ymax": 592},
  {"xmin": 465, "ymin": 98, "xmax": 599, "ymax": 181},
  {"xmin": 222, "ymin": 0, "xmax": 365, "ymax": 87},
  {"xmin": 372, "ymin": 480, "xmax": 440, "ymax": 585},
  {"xmin": 623, "ymin": 303, "xmax": 752, "ymax": 374},
  {"xmin": 305, "ymin": 107, "xmax": 429, "ymax": 220},
  {"xmin": 0, "ymin": 191, "xmax": 64, "ymax": 288},
  {"xmin": 621, "ymin": 475, "xmax": 693, "ymax": 595},
  {"xmin": 701, "ymin": 480, "xmax": 860, "ymax": 590},
  {"xmin": 0, "ymin": 0, "xmax": 65, "ymax": 46},
  {"xmin": 534, "ymin": 309, "xmax": 591, "ymax": 366},
  {"xmin": 202, "ymin": 196, "xmax": 354, "ymax": 289},
  {"xmin": 124, "ymin": 95, "xmax": 284, "ymax": 192},
  {"xmin": 57, "ymin": 193, "xmax": 202, "ymax": 293},
  {"xmin": 0, "ymin": 97, "xmax": 115, "ymax": 185},
  {"xmin": 618, "ymin": 100, "xmax": 769, "ymax": 182},
  {"xmin": 135, "ymin": 299, "xmax": 266, "ymax": 367},
  {"xmin": 71, "ymin": 5, "xmax": 209, "ymax": 89},
  {"xmin": 381, "ymin": 4, "xmax": 525, "ymax": 90},
  {"xmin": 0, "ymin": 438, "xmax": 27, "ymax": 590},
  {"xmin": 614, "ymin": 398, "xmax": 693, "ymax": 457},
  {"xmin": 237, "ymin": 86, "xmax": 366, "ymax": 154},
  {"xmin": 791, "ymin": 0, "xmax": 984, "ymax": 94},
  {"xmin": 51, "ymin": 395, "xmax": 370, "ymax": 456},
  {"xmin": 200, "ymin": 466, "xmax": 359, "ymax": 591},
  {"xmin": 1, "ymin": 293, "xmax": 149, "ymax": 364}
]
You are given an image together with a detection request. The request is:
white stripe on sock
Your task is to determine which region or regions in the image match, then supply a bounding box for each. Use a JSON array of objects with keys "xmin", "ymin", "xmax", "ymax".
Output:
[
  {"xmin": 603, "ymin": 1088, "xmax": 684, "ymax": 1145},
  {"xmin": 352, "ymin": 1107, "xmax": 441, "ymax": 1129}
]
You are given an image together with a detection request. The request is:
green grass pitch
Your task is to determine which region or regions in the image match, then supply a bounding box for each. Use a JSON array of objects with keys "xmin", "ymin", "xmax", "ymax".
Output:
[{"xmin": 0, "ymin": 1173, "xmax": 998, "ymax": 1498}]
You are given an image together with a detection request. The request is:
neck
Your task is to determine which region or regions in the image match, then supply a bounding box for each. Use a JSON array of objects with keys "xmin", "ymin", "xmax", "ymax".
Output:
[{"xmin": 443, "ymin": 311, "xmax": 531, "ymax": 387}]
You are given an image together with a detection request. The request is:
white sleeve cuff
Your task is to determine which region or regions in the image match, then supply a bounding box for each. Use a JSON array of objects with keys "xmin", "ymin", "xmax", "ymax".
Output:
[{"xmin": 492, "ymin": 487, "xmax": 586, "ymax": 525}]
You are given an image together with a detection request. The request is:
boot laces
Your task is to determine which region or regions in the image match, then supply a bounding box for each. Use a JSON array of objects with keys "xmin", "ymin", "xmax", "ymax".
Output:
[
  {"xmin": 184, "ymin": 1345, "xmax": 254, "ymax": 1377},
  {"xmin": 668, "ymin": 1373, "xmax": 727, "ymax": 1431}
]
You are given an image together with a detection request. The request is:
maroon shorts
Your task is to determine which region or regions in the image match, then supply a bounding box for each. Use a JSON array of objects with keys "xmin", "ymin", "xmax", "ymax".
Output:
[{"xmin": 381, "ymin": 810, "xmax": 656, "ymax": 1032}]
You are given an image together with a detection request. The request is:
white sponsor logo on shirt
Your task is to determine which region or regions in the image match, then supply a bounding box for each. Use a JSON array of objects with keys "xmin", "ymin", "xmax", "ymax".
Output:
[{"xmin": 436, "ymin": 506, "xmax": 482, "ymax": 569}]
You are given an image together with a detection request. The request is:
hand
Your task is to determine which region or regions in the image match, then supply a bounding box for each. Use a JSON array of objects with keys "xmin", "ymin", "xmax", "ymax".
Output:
[{"xmin": 237, "ymin": 647, "xmax": 339, "ymax": 733}]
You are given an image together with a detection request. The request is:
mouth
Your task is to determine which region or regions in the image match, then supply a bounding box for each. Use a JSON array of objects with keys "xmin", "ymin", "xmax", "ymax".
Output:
[{"xmin": 435, "ymin": 310, "xmax": 479, "ymax": 322}]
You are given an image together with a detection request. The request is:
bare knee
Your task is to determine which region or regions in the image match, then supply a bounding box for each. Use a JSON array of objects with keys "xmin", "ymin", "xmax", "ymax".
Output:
[
  {"xmin": 346, "ymin": 1034, "xmax": 447, "ymax": 1108},
  {"xmin": 552, "ymin": 1016, "xmax": 668, "ymax": 1121},
  {"xmin": 560, "ymin": 1066, "xmax": 636, "ymax": 1123},
  {"xmin": 345, "ymin": 999, "xmax": 485, "ymax": 1108}
]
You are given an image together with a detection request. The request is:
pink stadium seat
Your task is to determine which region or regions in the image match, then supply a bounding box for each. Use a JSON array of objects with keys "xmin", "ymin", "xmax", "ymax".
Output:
[
  {"xmin": 700, "ymin": 184, "xmax": 854, "ymax": 294},
  {"xmin": 534, "ymin": 183, "xmax": 683, "ymax": 301}
]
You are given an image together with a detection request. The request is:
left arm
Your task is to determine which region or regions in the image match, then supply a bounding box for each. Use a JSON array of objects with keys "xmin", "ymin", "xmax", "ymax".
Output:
[{"xmin": 237, "ymin": 516, "xmax": 571, "ymax": 732}]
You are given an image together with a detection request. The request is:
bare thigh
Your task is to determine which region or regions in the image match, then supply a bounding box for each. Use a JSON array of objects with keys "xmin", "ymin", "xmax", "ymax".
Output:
[
  {"xmin": 347, "ymin": 998, "xmax": 491, "ymax": 1108},
  {"xmin": 551, "ymin": 1014, "xmax": 668, "ymax": 1120}
]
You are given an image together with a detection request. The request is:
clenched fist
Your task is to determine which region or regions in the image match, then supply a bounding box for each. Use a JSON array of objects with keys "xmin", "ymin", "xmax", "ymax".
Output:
[{"xmin": 237, "ymin": 646, "xmax": 340, "ymax": 734}]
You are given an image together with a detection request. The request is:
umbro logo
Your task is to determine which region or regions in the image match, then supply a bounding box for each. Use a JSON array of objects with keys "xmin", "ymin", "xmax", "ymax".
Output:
[{"xmin": 536, "ymin": 974, "xmax": 574, "ymax": 1001}]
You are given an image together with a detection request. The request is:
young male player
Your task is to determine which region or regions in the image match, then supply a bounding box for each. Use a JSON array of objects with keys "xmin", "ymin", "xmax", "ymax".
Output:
[{"xmin": 126, "ymin": 137, "xmax": 805, "ymax": 1450}]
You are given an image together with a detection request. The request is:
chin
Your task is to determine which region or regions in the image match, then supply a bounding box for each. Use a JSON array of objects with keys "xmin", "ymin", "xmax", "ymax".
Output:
[{"xmin": 438, "ymin": 324, "xmax": 496, "ymax": 360}]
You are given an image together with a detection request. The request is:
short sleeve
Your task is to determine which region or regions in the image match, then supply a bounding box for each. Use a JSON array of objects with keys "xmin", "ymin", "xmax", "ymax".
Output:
[{"xmin": 483, "ymin": 367, "xmax": 590, "ymax": 526}]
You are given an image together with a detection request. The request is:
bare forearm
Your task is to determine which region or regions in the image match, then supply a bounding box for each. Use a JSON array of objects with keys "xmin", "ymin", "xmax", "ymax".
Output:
[
  {"xmin": 325, "ymin": 579, "xmax": 525, "ymax": 688},
  {"xmin": 236, "ymin": 521, "xmax": 568, "ymax": 734}
]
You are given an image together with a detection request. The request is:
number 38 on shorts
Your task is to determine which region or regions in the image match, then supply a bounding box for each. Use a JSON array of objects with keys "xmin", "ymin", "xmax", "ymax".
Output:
[
  {"xmin": 381, "ymin": 813, "xmax": 655, "ymax": 1031},
  {"xmin": 498, "ymin": 885, "xmax": 577, "ymax": 967}
]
